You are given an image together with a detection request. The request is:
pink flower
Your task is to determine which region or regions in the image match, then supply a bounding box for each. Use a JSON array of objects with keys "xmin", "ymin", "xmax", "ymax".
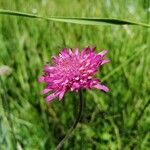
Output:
[{"xmin": 39, "ymin": 47, "xmax": 109, "ymax": 101}]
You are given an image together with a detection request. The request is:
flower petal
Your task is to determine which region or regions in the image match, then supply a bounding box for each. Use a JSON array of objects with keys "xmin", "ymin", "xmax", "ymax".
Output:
[
  {"xmin": 52, "ymin": 56, "xmax": 59, "ymax": 64},
  {"xmin": 75, "ymin": 48, "xmax": 79, "ymax": 55},
  {"xmin": 59, "ymin": 89, "xmax": 66, "ymax": 100},
  {"xmin": 98, "ymin": 50, "xmax": 108, "ymax": 57},
  {"xmin": 38, "ymin": 76, "xmax": 45, "ymax": 82},
  {"xmin": 45, "ymin": 93, "xmax": 58, "ymax": 102},
  {"xmin": 44, "ymin": 65, "xmax": 55, "ymax": 72},
  {"xmin": 43, "ymin": 88, "xmax": 51, "ymax": 94},
  {"xmin": 94, "ymin": 84, "xmax": 109, "ymax": 92},
  {"xmin": 69, "ymin": 48, "xmax": 73, "ymax": 55},
  {"xmin": 101, "ymin": 59, "xmax": 110, "ymax": 65}
]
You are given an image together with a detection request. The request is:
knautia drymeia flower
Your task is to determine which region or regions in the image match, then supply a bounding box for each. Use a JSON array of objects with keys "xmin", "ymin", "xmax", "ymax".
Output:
[{"xmin": 39, "ymin": 47, "xmax": 109, "ymax": 101}]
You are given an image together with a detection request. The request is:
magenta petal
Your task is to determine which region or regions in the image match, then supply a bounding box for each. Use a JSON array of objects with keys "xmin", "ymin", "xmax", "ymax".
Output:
[
  {"xmin": 72, "ymin": 82, "xmax": 80, "ymax": 90},
  {"xmin": 101, "ymin": 59, "xmax": 110, "ymax": 65},
  {"xmin": 99, "ymin": 50, "xmax": 108, "ymax": 57},
  {"xmin": 69, "ymin": 49, "xmax": 73, "ymax": 55},
  {"xmin": 52, "ymin": 56, "xmax": 59, "ymax": 63},
  {"xmin": 60, "ymin": 48, "xmax": 70, "ymax": 57},
  {"xmin": 94, "ymin": 84, "xmax": 109, "ymax": 92},
  {"xmin": 38, "ymin": 76, "xmax": 45, "ymax": 82},
  {"xmin": 43, "ymin": 88, "xmax": 51, "ymax": 94},
  {"xmin": 45, "ymin": 93, "xmax": 58, "ymax": 102},
  {"xmin": 44, "ymin": 65, "xmax": 55, "ymax": 72},
  {"xmin": 81, "ymin": 47, "xmax": 91, "ymax": 56},
  {"xmin": 61, "ymin": 48, "xmax": 68, "ymax": 54},
  {"xmin": 59, "ymin": 90, "xmax": 66, "ymax": 100},
  {"xmin": 75, "ymin": 48, "xmax": 79, "ymax": 55}
]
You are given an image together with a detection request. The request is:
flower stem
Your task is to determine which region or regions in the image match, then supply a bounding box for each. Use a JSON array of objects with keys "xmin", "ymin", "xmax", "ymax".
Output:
[{"xmin": 55, "ymin": 90, "xmax": 83, "ymax": 150}]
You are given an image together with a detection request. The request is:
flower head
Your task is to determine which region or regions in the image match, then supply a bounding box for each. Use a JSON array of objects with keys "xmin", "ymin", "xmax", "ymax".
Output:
[{"xmin": 39, "ymin": 47, "xmax": 109, "ymax": 101}]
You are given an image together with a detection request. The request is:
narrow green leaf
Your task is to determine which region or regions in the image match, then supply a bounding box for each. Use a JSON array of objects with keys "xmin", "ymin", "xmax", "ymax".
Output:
[{"xmin": 0, "ymin": 9, "xmax": 150, "ymax": 27}]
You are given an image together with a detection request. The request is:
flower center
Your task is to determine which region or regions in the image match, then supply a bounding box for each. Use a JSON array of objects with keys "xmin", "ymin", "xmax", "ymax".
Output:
[{"xmin": 57, "ymin": 57, "xmax": 80, "ymax": 76}]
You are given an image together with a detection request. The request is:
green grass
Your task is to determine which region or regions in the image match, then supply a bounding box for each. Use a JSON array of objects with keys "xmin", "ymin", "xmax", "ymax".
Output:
[{"xmin": 0, "ymin": 0, "xmax": 150, "ymax": 149}]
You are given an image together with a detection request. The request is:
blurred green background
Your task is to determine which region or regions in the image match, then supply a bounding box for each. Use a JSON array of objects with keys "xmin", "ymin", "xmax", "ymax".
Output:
[{"xmin": 0, "ymin": 0, "xmax": 150, "ymax": 149}]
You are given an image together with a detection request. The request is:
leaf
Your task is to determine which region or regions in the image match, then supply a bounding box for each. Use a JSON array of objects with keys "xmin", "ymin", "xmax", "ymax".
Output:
[{"xmin": 0, "ymin": 9, "xmax": 150, "ymax": 27}]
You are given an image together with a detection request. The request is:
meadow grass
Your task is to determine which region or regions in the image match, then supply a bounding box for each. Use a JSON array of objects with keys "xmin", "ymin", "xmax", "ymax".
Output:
[{"xmin": 0, "ymin": 0, "xmax": 150, "ymax": 149}]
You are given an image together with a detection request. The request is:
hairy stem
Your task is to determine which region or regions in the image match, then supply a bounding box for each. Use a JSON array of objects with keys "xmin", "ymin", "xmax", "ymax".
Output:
[{"xmin": 55, "ymin": 90, "xmax": 83, "ymax": 150}]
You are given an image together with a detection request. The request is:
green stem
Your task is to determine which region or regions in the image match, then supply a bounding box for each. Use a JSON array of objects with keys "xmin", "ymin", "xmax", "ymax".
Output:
[{"xmin": 55, "ymin": 90, "xmax": 83, "ymax": 150}]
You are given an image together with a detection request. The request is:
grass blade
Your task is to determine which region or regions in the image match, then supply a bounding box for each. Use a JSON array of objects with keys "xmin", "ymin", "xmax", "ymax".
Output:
[{"xmin": 0, "ymin": 9, "xmax": 150, "ymax": 27}]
